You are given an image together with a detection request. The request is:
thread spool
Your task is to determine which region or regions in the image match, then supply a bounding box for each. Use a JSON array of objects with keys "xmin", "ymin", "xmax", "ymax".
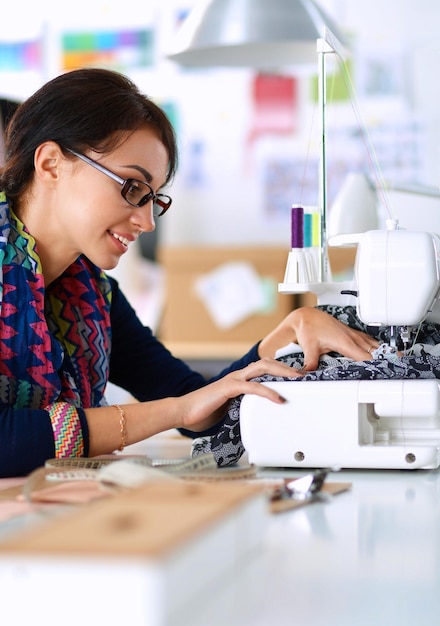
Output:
[
  {"xmin": 312, "ymin": 211, "xmax": 320, "ymax": 247},
  {"xmin": 285, "ymin": 205, "xmax": 307, "ymax": 284},
  {"xmin": 290, "ymin": 205, "xmax": 304, "ymax": 249},
  {"xmin": 303, "ymin": 212, "xmax": 313, "ymax": 248}
]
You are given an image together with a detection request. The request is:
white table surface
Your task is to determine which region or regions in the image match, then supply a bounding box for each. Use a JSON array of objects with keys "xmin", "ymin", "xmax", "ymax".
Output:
[
  {"xmin": 246, "ymin": 466, "xmax": 440, "ymax": 626},
  {"xmin": 125, "ymin": 434, "xmax": 440, "ymax": 626},
  {"xmin": 2, "ymin": 432, "xmax": 440, "ymax": 626}
]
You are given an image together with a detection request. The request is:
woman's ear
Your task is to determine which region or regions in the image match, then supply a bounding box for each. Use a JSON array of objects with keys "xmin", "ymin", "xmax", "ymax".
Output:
[{"xmin": 33, "ymin": 141, "xmax": 66, "ymax": 187}]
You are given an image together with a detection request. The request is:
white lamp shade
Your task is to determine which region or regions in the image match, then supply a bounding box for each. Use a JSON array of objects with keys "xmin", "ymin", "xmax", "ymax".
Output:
[
  {"xmin": 167, "ymin": 0, "xmax": 347, "ymax": 68},
  {"xmin": 327, "ymin": 173, "xmax": 379, "ymax": 245}
]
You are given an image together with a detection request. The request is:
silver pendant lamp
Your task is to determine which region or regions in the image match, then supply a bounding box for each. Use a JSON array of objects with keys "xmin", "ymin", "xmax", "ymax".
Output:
[
  {"xmin": 168, "ymin": 0, "xmax": 348, "ymax": 290},
  {"xmin": 167, "ymin": 0, "xmax": 347, "ymax": 69}
]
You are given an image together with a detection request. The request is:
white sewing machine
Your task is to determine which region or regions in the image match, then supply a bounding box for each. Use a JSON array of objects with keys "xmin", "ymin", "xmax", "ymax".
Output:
[{"xmin": 240, "ymin": 227, "xmax": 440, "ymax": 470}]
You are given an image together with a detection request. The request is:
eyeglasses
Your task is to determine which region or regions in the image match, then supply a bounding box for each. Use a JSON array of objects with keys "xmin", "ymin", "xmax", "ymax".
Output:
[{"xmin": 65, "ymin": 148, "xmax": 172, "ymax": 217}]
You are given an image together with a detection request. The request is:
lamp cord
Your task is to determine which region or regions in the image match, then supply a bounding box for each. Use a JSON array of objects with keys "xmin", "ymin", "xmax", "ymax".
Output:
[{"xmin": 334, "ymin": 53, "xmax": 396, "ymax": 223}]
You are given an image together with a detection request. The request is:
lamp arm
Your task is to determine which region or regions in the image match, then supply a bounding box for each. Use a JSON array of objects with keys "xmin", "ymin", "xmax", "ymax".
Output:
[
  {"xmin": 317, "ymin": 28, "xmax": 347, "ymax": 281},
  {"xmin": 379, "ymin": 183, "xmax": 440, "ymax": 198}
]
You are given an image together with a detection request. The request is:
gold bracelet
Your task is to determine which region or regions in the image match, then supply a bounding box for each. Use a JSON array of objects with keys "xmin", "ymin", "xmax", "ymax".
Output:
[{"xmin": 113, "ymin": 404, "xmax": 127, "ymax": 452}]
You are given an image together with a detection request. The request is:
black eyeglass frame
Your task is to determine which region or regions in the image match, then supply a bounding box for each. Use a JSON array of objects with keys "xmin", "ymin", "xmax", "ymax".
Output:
[{"xmin": 65, "ymin": 148, "xmax": 172, "ymax": 217}]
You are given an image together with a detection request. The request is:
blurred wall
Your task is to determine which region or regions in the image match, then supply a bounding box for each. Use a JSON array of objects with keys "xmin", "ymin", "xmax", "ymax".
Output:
[{"xmin": 1, "ymin": 0, "xmax": 439, "ymax": 249}]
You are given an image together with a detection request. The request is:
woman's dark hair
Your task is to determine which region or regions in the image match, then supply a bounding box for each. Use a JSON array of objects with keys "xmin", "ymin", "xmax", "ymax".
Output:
[{"xmin": 0, "ymin": 68, "xmax": 178, "ymax": 199}]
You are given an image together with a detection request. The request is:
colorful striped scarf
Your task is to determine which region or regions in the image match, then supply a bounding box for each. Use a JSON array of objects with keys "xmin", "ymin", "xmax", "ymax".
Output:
[{"xmin": 0, "ymin": 192, "xmax": 112, "ymax": 456}]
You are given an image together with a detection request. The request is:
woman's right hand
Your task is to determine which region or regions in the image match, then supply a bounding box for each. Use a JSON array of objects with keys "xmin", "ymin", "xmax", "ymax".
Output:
[
  {"xmin": 87, "ymin": 358, "xmax": 298, "ymax": 457},
  {"xmin": 177, "ymin": 357, "xmax": 300, "ymax": 433}
]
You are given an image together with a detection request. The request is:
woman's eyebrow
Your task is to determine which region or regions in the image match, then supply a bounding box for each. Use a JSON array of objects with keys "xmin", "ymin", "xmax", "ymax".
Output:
[{"xmin": 122, "ymin": 164, "xmax": 152, "ymax": 183}]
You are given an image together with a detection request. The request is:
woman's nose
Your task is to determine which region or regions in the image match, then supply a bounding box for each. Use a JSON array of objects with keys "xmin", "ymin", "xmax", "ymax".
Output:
[{"xmin": 130, "ymin": 203, "xmax": 156, "ymax": 232}]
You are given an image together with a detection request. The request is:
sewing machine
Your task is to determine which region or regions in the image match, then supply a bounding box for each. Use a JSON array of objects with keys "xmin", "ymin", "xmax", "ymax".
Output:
[{"xmin": 240, "ymin": 226, "xmax": 440, "ymax": 470}]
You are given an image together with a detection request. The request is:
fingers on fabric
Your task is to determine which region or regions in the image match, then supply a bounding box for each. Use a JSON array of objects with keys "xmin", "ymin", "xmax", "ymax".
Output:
[
  {"xmin": 243, "ymin": 358, "xmax": 295, "ymax": 379},
  {"xmin": 244, "ymin": 380, "xmax": 287, "ymax": 404}
]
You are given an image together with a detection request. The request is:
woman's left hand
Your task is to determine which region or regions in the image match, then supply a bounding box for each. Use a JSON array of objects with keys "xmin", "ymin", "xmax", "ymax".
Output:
[{"xmin": 258, "ymin": 306, "xmax": 380, "ymax": 370}]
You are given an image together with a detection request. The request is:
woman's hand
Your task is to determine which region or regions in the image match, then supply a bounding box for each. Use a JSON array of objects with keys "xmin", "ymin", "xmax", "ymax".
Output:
[
  {"xmin": 259, "ymin": 306, "xmax": 379, "ymax": 371},
  {"xmin": 178, "ymin": 357, "xmax": 300, "ymax": 432},
  {"xmin": 88, "ymin": 359, "xmax": 300, "ymax": 456}
]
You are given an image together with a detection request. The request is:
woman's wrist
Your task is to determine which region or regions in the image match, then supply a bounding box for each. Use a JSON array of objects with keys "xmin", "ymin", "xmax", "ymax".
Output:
[{"xmin": 86, "ymin": 397, "xmax": 182, "ymax": 456}]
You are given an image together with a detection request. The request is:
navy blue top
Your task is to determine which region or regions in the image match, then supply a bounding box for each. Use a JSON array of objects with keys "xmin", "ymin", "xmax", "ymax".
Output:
[
  {"xmin": 0, "ymin": 276, "xmax": 260, "ymax": 477},
  {"xmin": 108, "ymin": 277, "xmax": 260, "ymax": 434}
]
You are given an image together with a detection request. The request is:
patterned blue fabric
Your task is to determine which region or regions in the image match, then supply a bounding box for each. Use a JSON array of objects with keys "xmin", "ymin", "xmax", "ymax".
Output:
[{"xmin": 192, "ymin": 306, "xmax": 440, "ymax": 466}]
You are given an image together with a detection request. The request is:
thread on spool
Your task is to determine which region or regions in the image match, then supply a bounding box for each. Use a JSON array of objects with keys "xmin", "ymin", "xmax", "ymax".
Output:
[
  {"xmin": 303, "ymin": 212, "xmax": 313, "ymax": 248},
  {"xmin": 291, "ymin": 206, "xmax": 304, "ymax": 249},
  {"xmin": 312, "ymin": 211, "xmax": 320, "ymax": 247}
]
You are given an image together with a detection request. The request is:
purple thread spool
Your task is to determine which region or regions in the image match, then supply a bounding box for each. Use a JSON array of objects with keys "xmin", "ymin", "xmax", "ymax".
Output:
[{"xmin": 291, "ymin": 206, "xmax": 304, "ymax": 249}]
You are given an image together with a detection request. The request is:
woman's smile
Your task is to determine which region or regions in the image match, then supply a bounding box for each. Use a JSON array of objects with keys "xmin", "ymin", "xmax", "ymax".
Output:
[{"xmin": 109, "ymin": 229, "xmax": 131, "ymax": 251}]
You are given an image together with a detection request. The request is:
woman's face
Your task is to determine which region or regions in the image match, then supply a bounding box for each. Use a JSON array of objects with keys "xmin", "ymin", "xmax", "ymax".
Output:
[{"xmin": 55, "ymin": 126, "xmax": 170, "ymax": 271}]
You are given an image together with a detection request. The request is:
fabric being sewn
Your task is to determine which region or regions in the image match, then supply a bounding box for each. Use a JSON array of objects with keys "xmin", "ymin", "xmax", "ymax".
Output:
[{"xmin": 192, "ymin": 305, "xmax": 440, "ymax": 467}]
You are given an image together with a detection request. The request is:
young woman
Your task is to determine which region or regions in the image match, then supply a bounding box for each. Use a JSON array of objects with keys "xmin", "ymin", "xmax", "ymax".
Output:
[
  {"xmin": 0, "ymin": 68, "xmax": 293, "ymax": 477},
  {"xmin": 0, "ymin": 67, "xmax": 383, "ymax": 477}
]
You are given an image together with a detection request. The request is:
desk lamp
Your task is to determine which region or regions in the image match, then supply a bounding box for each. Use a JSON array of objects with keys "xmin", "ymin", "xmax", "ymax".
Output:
[
  {"xmin": 167, "ymin": 0, "xmax": 346, "ymax": 69},
  {"xmin": 168, "ymin": 0, "xmax": 349, "ymax": 300},
  {"xmin": 328, "ymin": 172, "xmax": 440, "ymax": 248}
]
